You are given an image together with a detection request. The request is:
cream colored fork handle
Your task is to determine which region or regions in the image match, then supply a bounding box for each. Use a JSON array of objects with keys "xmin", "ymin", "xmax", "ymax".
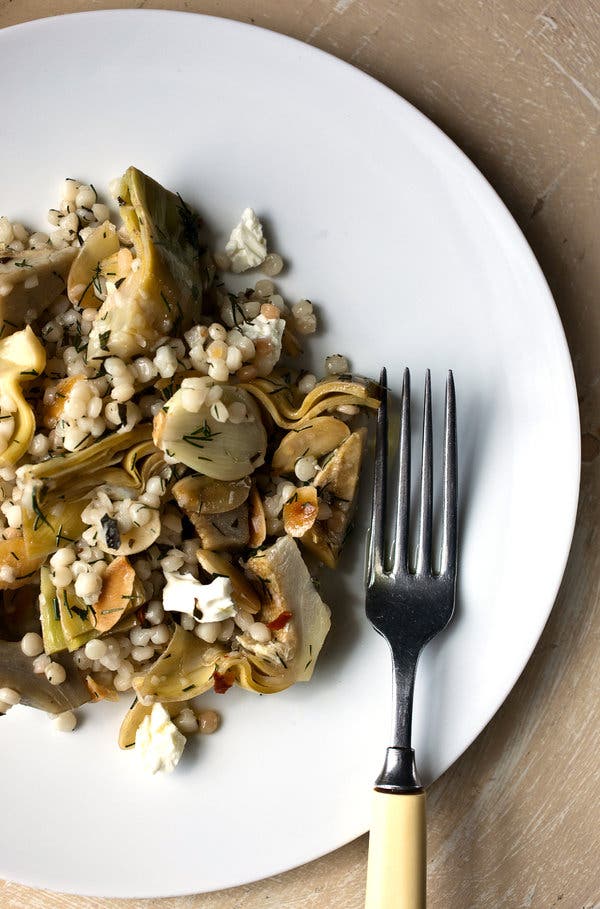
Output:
[{"xmin": 365, "ymin": 789, "xmax": 426, "ymax": 909}]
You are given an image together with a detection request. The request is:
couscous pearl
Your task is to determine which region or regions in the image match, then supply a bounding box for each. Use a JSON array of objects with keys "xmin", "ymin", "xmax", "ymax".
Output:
[
  {"xmin": 207, "ymin": 339, "xmax": 227, "ymax": 360},
  {"xmin": 206, "ymin": 385, "xmax": 223, "ymax": 405},
  {"xmin": 111, "ymin": 383, "xmax": 135, "ymax": 403},
  {"xmin": 145, "ymin": 601, "xmax": 164, "ymax": 625},
  {"xmin": 84, "ymin": 639, "xmax": 108, "ymax": 660},
  {"xmin": 208, "ymin": 361, "xmax": 229, "ymax": 382},
  {"xmin": 53, "ymin": 710, "xmax": 77, "ymax": 732},
  {"xmin": 295, "ymin": 456, "xmax": 318, "ymax": 482},
  {"xmin": 182, "ymin": 387, "xmax": 206, "ymax": 413},
  {"xmin": 62, "ymin": 178, "xmax": 80, "ymax": 201},
  {"xmin": 225, "ymin": 346, "xmax": 243, "ymax": 372},
  {"xmin": 12, "ymin": 223, "xmax": 29, "ymax": 242},
  {"xmin": 248, "ymin": 622, "xmax": 271, "ymax": 643},
  {"xmin": 210, "ymin": 401, "xmax": 229, "ymax": 423},
  {"xmin": 325, "ymin": 354, "xmax": 349, "ymax": 375},
  {"xmin": 227, "ymin": 401, "xmax": 247, "ymax": 424},
  {"xmin": 21, "ymin": 632, "xmax": 44, "ymax": 657},
  {"xmin": 180, "ymin": 614, "xmax": 195, "ymax": 631},
  {"xmin": 234, "ymin": 610, "xmax": 255, "ymax": 633},
  {"xmin": 0, "ymin": 217, "xmax": 14, "ymax": 244},
  {"xmin": 74, "ymin": 571, "xmax": 102, "ymax": 599},
  {"xmin": 100, "ymin": 653, "xmax": 122, "ymax": 672},
  {"xmin": 131, "ymin": 645, "xmax": 154, "ymax": 662},
  {"xmin": 298, "ymin": 373, "xmax": 317, "ymax": 395},
  {"xmin": 194, "ymin": 622, "xmax": 220, "ymax": 644},
  {"xmin": 52, "ymin": 566, "xmax": 74, "ymax": 588},
  {"xmin": 114, "ymin": 676, "xmax": 132, "ymax": 692},
  {"xmin": 254, "ymin": 278, "xmax": 274, "ymax": 297},
  {"xmin": 198, "ymin": 709, "xmax": 219, "ymax": 735},
  {"xmin": 45, "ymin": 662, "xmax": 67, "ymax": 685},
  {"xmin": 92, "ymin": 203, "xmax": 110, "ymax": 222},
  {"xmin": 262, "ymin": 253, "xmax": 283, "ymax": 276},
  {"xmin": 0, "ymin": 687, "xmax": 20, "ymax": 706},
  {"xmin": 150, "ymin": 624, "xmax": 170, "ymax": 645},
  {"xmin": 33, "ymin": 653, "xmax": 51, "ymax": 674},
  {"xmin": 218, "ymin": 618, "xmax": 235, "ymax": 641},
  {"xmin": 75, "ymin": 185, "xmax": 96, "ymax": 209},
  {"xmin": 243, "ymin": 299, "xmax": 261, "ymax": 319},
  {"xmin": 208, "ymin": 323, "xmax": 227, "ymax": 341},
  {"xmin": 175, "ymin": 708, "xmax": 199, "ymax": 735},
  {"xmin": 130, "ymin": 626, "xmax": 153, "ymax": 647}
]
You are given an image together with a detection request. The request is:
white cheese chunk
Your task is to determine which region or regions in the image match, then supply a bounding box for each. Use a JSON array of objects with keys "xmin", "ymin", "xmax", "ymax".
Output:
[
  {"xmin": 135, "ymin": 703, "xmax": 186, "ymax": 774},
  {"xmin": 162, "ymin": 570, "xmax": 236, "ymax": 623},
  {"xmin": 225, "ymin": 208, "xmax": 267, "ymax": 273}
]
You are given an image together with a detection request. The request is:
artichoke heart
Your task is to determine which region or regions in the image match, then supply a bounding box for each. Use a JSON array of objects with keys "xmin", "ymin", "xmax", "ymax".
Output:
[
  {"xmin": 0, "ymin": 326, "xmax": 46, "ymax": 467},
  {"xmin": 153, "ymin": 387, "xmax": 266, "ymax": 481},
  {"xmin": 87, "ymin": 166, "xmax": 213, "ymax": 359},
  {"xmin": 216, "ymin": 535, "xmax": 331, "ymax": 694}
]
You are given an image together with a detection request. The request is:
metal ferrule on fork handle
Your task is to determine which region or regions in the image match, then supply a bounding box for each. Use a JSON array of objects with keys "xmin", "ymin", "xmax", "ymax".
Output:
[{"xmin": 375, "ymin": 746, "xmax": 422, "ymax": 794}]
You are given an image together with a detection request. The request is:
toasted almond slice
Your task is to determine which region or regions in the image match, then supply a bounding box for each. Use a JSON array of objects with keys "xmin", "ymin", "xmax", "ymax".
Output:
[
  {"xmin": 248, "ymin": 486, "xmax": 267, "ymax": 548},
  {"xmin": 94, "ymin": 556, "xmax": 144, "ymax": 633},
  {"xmin": 283, "ymin": 486, "xmax": 318, "ymax": 537},
  {"xmin": 271, "ymin": 416, "xmax": 350, "ymax": 475}
]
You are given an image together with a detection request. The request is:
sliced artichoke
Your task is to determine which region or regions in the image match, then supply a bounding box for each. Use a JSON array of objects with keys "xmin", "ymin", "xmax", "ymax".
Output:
[
  {"xmin": 0, "ymin": 245, "xmax": 76, "ymax": 335},
  {"xmin": 87, "ymin": 166, "xmax": 213, "ymax": 359},
  {"xmin": 0, "ymin": 326, "xmax": 46, "ymax": 467},
  {"xmin": 271, "ymin": 416, "xmax": 350, "ymax": 475},
  {"xmin": 172, "ymin": 474, "xmax": 251, "ymax": 515},
  {"xmin": 215, "ymin": 536, "xmax": 331, "ymax": 694},
  {"xmin": 242, "ymin": 375, "xmax": 379, "ymax": 429},
  {"xmin": 153, "ymin": 386, "xmax": 266, "ymax": 481},
  {"xmin": 301, "ymin": 429, "xmax": 366, "ymax": 567},
  {"xmin": 131, "ymin": 624, "xmax": 218, "ymax": 704},
  {"xmin": 66, "ymin": 220, "xmax": 120, "ymax": 306},
  {"xmin": 39, "ymin": 565, "xmax": 96, "ymax": 653}
]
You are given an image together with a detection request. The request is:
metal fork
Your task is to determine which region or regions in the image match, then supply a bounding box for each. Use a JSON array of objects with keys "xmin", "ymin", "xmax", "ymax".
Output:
[{"xmin": 364, "ymin": 368, "xmax": 457, "ymax": 909}]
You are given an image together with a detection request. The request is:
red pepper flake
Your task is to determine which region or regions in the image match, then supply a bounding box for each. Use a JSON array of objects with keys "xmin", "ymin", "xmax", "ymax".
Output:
[
  {"xmin": 213, "ymin": 670, "xmax": 235, "ymax": 694},
  {"xmin": 136, "ymin": 607, "xmax": 148, "ymax": 627},
  {"xmin": 267, "ymin": 610, "xmax": 292, "ymax": 631}
]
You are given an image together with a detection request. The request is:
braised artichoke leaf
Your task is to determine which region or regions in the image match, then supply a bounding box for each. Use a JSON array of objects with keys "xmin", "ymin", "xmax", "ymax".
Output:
[{"xmin": 88, "ymin": 166, "xmax": 213, "ymax": 359}]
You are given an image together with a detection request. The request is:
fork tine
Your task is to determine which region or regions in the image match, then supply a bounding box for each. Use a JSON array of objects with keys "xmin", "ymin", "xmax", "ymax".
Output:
[
  {"xmin": 416, "ymin": 370, "xmax": 433, "ymax": 574},
  {"xmin": 441, "ymin": 370, "xmax": 457, "ymax": 576},
  {"xmin": 391, "ymin": 368, "xmax": 411, "ymax": 574},
  {"xmin": 367, "ymin": 367, "xmax": 388, "ymax": 583}
]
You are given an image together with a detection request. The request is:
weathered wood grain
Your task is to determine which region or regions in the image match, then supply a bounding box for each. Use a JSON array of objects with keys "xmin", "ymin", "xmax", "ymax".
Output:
[{"xmin": 1, "ymin": 2, "xmax": 598, "ymax": 907}]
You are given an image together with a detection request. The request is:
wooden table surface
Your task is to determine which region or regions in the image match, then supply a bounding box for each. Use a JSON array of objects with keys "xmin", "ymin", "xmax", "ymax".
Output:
[{"xmin": 1, "ymin": 2, "xmax": 598, "ymax": 907}]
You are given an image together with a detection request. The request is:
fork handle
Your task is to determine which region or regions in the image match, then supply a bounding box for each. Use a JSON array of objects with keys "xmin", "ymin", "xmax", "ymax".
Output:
[{"xmin": 365, "ymin": 789, "xmax": 426, "ymax": 909}]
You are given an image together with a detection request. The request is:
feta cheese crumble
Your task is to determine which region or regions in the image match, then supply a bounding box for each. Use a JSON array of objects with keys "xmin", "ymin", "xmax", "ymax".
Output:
[
  {"xmin": 135, "ymin": 703, "xmax": 186, "ymax": 774},
  {"xmin": 162, "ymin": 570, "xmax": 236, "ymax": 623},
  {"xmin": 225, "ymin": 208, "xmax": 267, "ymax": 273}
]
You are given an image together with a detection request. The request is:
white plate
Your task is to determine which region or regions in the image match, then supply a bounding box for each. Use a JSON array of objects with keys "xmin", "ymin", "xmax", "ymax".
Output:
[{"xmin": 0, "ymin": 10, "xmax": 579, "ymax": 898}]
